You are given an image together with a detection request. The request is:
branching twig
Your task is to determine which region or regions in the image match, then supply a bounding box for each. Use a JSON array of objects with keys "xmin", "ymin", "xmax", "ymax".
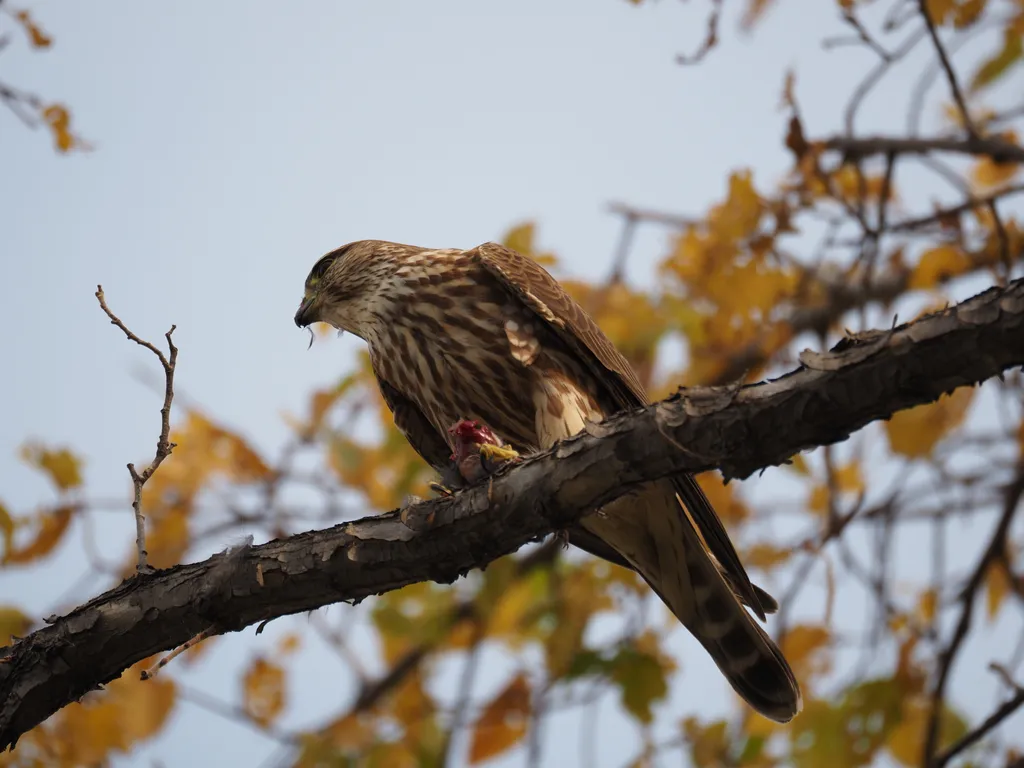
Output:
[
  {"xmin": 676, "ymin": 0, "xmax": 721, "ymax": 66},
  {"xmin": 917, "ymin": 0, "xmax": 977, "ymax": 137},
  {"xmin": 923, "ymin": 469, "xmax": 1024, "ymax": 766},
  {"xmin": 825, "ymin": 134, "xmax": 1024, "ymax": 165},
  {"xmin": 95, "ymin": 285, "xmax": 178, "ymax": 573},
  {"xmin": 932, "ymin": 666, "xmax": 1024, "ymax": 767}
]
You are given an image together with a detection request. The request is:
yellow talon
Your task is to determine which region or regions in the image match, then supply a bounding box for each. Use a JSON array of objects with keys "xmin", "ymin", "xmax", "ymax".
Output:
[
  {"xmin": 429, "ymin": 482, "xmax": 454, "ymax": 497},
  {"xmin": 479, "ymin": 443, "xmax": 520, "ymax": 463}
]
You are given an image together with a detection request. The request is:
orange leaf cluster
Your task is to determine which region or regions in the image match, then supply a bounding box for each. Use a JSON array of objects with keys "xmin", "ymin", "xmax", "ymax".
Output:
[
  {"xmin": 659, "ymin": 171, "xmax": 799, "ymax": 383},
  {"xmin": 0, "ymin": 660, "xmax": 175, "ymax": 768},
  {"xmin": 13, "ymin": 9, "xmax": 52, "ymax": 48}
]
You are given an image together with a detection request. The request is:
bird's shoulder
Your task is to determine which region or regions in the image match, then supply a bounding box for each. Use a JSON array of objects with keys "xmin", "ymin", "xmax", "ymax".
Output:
[{"xmin": 466, "ymin": 241, "xmax": 648, "ymax": 409}]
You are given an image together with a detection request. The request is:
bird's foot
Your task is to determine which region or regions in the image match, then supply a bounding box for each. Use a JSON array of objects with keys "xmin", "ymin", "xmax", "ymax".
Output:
[
  {"xmin": 479, "ymin": 443, "xmax": 521, "ymax": 465},
  {"xmin": 428, "ymin": 482, "xmax": 454, "ymax": 497}
]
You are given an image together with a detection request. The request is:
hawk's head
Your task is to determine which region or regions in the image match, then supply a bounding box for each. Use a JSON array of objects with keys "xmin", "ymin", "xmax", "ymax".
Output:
[{"xmin": 295, "ymin": 240, "xmax": 412, "ymax": 341}]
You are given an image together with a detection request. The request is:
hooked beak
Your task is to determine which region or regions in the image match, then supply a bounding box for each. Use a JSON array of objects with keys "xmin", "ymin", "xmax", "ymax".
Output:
[{"xmin": 294, "ymin": 296, "xmax": 318, "ymax": 328}]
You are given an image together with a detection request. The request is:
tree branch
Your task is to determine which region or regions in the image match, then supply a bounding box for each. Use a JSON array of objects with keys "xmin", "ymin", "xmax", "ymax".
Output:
[
  {"xmin": 1, "ymin": 278, "xmax": 1023, "ymax": 750},
  {"xmin": 924, "ymin": 469, "xmax": 1024, "ymax": 766},
  {"xmin": 824, "ymin": 134, "xmax": 1024, "ymax": 165}
]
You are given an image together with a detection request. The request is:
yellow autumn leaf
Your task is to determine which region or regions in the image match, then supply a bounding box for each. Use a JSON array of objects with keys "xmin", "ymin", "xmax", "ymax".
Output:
[
  {"xmin": 142, "ymin": 506, "xmax": 190, "ymax": 571},
  {"xmin": 781, "ymin": 625, "xmax": 832, "ymax": 684},
  {"xmin": 785, "ymin": 453, "xmax": 811, "ymax": 475},
  {"xmin": 59, "ymin": 659, "xmax": 176, "ymax": 764},
  {"xmin": 366, "ymin": 742, "xmax": 419, "ymax": 768},
  {"xmin": 909, "ymin": 245, "xmax": 973, "ymax": 289},
  {"xmin": 716, "ymin": 171, "xmax": 764, "ymax": 243},
  {"xmin": 986, "ymin": 560, "xmax": 1011, "ymax": 620},
  {"xmin": 885, "ymin": 387, "xmax": 975, "ymax": 458},
  {"xmin": 0, "ymin": 606, "xmax": 31, "ymax": 644},
  {"xmin": 611, "ymin": 645, "xmax": 670, "ymax": 724},
  {"xmin": 695, "ymin": 472, "xmax": 749, "ymax": 525},
  {"xmin": 741, "ymin": 0, "xmax": 776, "ymax": 30},
  {"xmin": 744, "ymin": 542, "xmax": 793, "ymax": 570},
  {"xmin": 682, "ymin": 718, "xmax": 729, "ymax": 766},
  {"xmin": 972, "ymin": 151, "xmax": 1020, "ymax": 191},
  {"xmin": 20, "ymin": 442, "xmax": 83, "ymax": 491},
  {"xmin": 14, "ymin": 9, "xmax": 52, "ymax": 48},
  {"xmin": 322, "ymin": 713, "xmax": 377, "ymax": 752},
  {"xmin": 887, "ymin": 696, "xmax": 968, "ymax": 766},
  {"xmin": 970, "ymin": 23, "xmax": 1022, "ymax": 91},
  {"xmin": 808, "ymin": 461, "xmax": 864, "ymax": 514},
  {"xmin": 242, "ymin": 657, "xmax": 286, "ymax": 727},
  {"xmin": 545, "ymin": 564, "xmax": 614, "ymax": 676},
  {"xmin": 832, "ymin": 166, "xmax": 897, "ymax": 205},
  {"xmin": 0, "ymin": 502, "xmax": 13, "ymax": 558},
  {"xmin": 42, "ymin": 103, "xmax": 84, "ymax": 153},
  {"xmin": 387, "ymin": 670, "xmax": 438, "ymax": 743},
  {"xmin": 3, "ymin": 505, "xmax": 74, "ymax": 565},
  {"xmin": 468, "ymin": 674, "xmax": 531, "ymax": 765},
  {"xmin": 917, "ymin": 588, "xmax": 938, "ymax": 624},
  {"xmin": 925, "ymin": 0, "xmax": 956, "ymax": 24},
  {"xmin": 487, "ymin": 572, "xmax": 544, "ymax": 645},
  {"xmin": 954, "ymin": 0, "xmax": 987, "ymax": 28},
  {"xmin": 276, "ymin": 633, "xmax": 302, "ymax": 656},
  {"xmin": 501, "ymin": 221, "xmax": 558, "ymax": 267}
]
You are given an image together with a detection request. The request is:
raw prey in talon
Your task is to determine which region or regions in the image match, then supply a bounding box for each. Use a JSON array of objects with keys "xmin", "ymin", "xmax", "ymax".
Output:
[{"xmin": 448, "ymin": 419, "xmax": 522, "ymax": 484}]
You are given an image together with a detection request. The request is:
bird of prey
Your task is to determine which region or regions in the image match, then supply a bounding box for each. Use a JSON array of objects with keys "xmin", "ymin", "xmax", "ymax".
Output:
[{"xmin": 295, "ymin": 240, "xmax": 802, "ymax": 722}]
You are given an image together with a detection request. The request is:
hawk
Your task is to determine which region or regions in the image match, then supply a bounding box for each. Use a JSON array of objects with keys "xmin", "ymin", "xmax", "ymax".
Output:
[{"xmin": 295, "ymin": 240, "xmax": 802, "ymax": 722}]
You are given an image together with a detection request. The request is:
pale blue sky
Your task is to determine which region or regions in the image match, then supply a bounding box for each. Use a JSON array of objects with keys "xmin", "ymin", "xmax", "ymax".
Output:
[{"xmin": 2, "ymin": 1, "xmax": 1022, "ymax": 766}]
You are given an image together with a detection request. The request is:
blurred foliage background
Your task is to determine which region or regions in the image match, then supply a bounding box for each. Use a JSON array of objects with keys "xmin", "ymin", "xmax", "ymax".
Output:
[{"xmin": 2, "ymin": 0, "xmax": 1024, "ymax": 766}]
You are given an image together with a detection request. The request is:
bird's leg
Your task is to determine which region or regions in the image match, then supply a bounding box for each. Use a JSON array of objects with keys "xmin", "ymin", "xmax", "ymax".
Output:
[
  {"xmin": 478, "ymin": 442, "xmax": 521, "ymax": 468},
  {"xmin": 428, "ymin": 481, "xmax": 455, "ymax": 497}
]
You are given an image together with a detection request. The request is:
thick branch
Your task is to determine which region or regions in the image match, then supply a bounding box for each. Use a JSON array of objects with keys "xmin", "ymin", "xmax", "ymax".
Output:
[{"xmin": 1, "ymin": 278, "xmax": 1023, "ymax": 750}]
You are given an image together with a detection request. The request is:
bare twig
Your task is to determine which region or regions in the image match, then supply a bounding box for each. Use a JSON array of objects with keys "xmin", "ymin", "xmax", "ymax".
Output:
[
  {"xmin": 917, "ymin": 0, "xmax": 977, "ymax": 137},
  {"xmin": 140, "ymin": 627, "xmax": 214, "ymax": 680},
  {"xmin": 607, "ymin": 210, "xmax": 639, "ymax": 286},
  {"xmin": 825, "ymin": 135, "xmax": 1024, "ymax": 165},
  {"xmin": 439, "ymin": 626, "xmax": 484, "ymax": 767},
  {"xmin": 933, "ymin": 666, "xmax": 1024, "ymax": 767},
  {"xmin": 95, "ymin": 286, "xmax": 178, "ymax": 573},
  {"xmin": 676, "ymin": 0, "xmax": 722, "ymax": 66},
  {"xmin": 923, "ymin": 469, "xmax": 1024, "ymax": 766},
  {"xmin": 890, "ymin": 184, "xmax": 1024, "ymax": 232},
  {"xmin": 606, "ymin": 202, "xmax": 698, "ymax": 229}
]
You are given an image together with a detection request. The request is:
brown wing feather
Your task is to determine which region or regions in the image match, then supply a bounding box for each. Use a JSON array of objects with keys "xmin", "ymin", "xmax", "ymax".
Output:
[
  {"xmin": 471, "ymin": 242, "xmax": 768, "ymax": 620},
  {"xmin": 377, "ymin": 361, "xmax": 664, "ymax": 578},
  {"xmin": 375, "ymin": 373, "xmax": 452, "ymax": 472}
]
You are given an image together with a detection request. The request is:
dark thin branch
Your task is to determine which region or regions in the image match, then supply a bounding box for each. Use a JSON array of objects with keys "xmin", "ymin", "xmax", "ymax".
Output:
[
  {"xmin": 607, "ymin": 211, "xmax": 639, "ymax": 286},
  {"xmin": 933, "ymin": 672, "xmax": 1024, "ymax": 766},
  {"xmin": 923, "ymin": 469, "xmax": 1024, "ymax": 767},
  {"xmin": 843, "ymin": 26, "xmax": 928, "ymax": 136},
  {"xmin": 606, "ymin": 202, "xmax": 698, "ymax": 229},
  {"xmin": 917, "ymin": 0, "xmax": 978, "ymax": 137},
  {"xmin": 676, "ymin": 0, "xmax": 721, "ymax": 66},
  {"xmin": 890, "ymin": 184, "xmax": 1024, "ymax": 232},
  {"xmin": 438, "ymin": 625, "xmax": 484, "ymax": 767},
  {"xmin": 823, "ymin": 134, "xmax": 1024, "ymax": 164},
  {"xmin": 2, "ymin": 277, "xmax": 1024, "ymax": 750},
  {"xmin": 825, "ymin": 135, "xmax": 1024, "ymax": 165},
  {"xmin": 95, "ymin": 286, "xmax": 178, "ymax": 573}
]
